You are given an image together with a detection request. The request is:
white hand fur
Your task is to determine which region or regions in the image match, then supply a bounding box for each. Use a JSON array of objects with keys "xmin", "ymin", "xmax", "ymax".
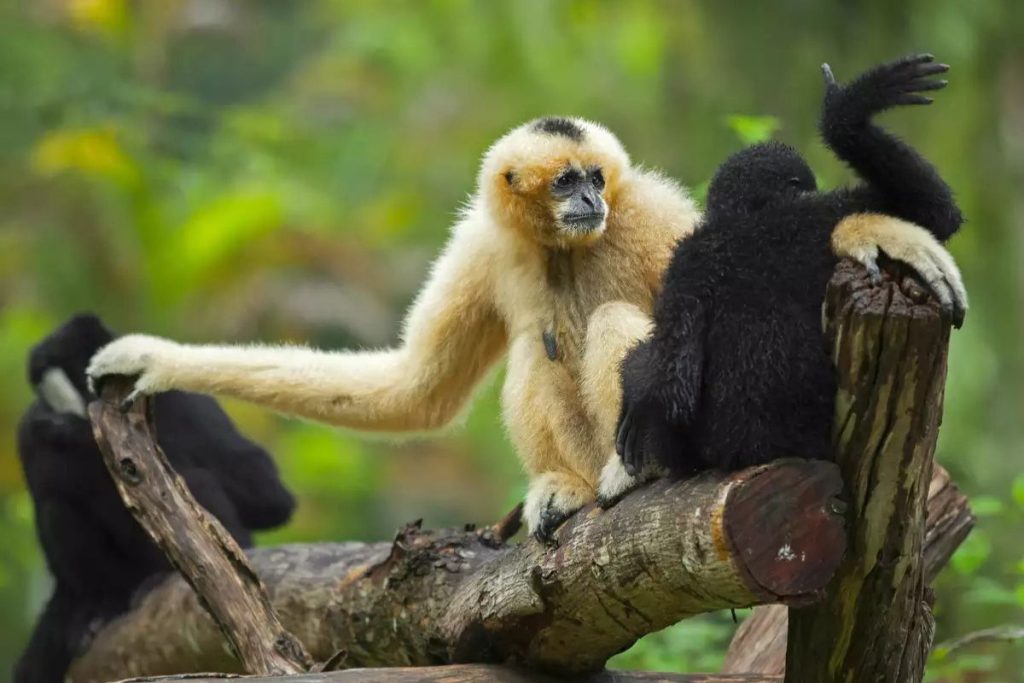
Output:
[{"xmin": 87, "ymin": 334, "xmax": 180, "ymax": 399}]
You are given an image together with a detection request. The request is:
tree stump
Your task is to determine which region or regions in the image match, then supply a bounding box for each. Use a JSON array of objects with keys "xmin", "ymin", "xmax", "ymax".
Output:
[{"xmin": 785, "ymin": 262, "xmax": 954, "ymax": 683}]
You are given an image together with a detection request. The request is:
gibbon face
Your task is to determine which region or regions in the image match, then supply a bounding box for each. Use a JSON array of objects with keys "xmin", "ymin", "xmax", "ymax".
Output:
[{"xmin": 480, "ymin": 117, "xmax": 631, "ymax": 248}]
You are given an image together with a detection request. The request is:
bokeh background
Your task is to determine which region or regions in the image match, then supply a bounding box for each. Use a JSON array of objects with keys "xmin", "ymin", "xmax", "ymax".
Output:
[{"xmin": 1, "ymin": 1, "xmax": 1022, "ymax": 679}]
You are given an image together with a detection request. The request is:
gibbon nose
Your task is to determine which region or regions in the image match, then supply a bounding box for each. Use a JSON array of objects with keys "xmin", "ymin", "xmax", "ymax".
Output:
[{"xmin": 581, "ymin": 191, "xmax": 596, "ymax": 209}]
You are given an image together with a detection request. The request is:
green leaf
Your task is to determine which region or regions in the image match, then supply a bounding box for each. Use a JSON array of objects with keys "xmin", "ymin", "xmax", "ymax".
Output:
[
  {"xmin": 970, "ymin": 494, "xmax": 1005, "ymax": 517},
  {"xmin": 951, "ymin": 531, "xmax": 991, "ymax": 575},
  {"xmin": 1012, "ymin": 474, "xmax": 1024, "ymax": 508},
  {"xmin": 724, "ymin": 114, "xmax": 781, "ymax": 145},
  {"xmin": 964, "ymin": 579, "xmax": 1018, "ymax": 606}
]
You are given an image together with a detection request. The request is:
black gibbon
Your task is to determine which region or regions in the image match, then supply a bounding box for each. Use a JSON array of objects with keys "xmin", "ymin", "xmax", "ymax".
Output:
[
  {"xmin": 14, "ymin": 314, "xmax": 294, "ymax": 683},
  {"xmin": 85, "ymin": 116, "xmax": 965, "ymax": 542},
  {"xmin": 615, "ymin": 54, "xmax": 965, "ymax": 477}
]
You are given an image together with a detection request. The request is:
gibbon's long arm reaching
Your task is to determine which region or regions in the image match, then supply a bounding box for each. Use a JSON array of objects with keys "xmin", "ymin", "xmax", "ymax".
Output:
[
  {"xmin": 88, "ymin": 116, "xmax": 966, "ymax": 540},
  {"xmin": 86, "ymin": 229, "xmax": 510, "ymax": 433}
]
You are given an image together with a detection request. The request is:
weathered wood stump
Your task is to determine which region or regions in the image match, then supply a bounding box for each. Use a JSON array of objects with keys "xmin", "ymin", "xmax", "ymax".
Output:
[{"xmin": 784, "ymin": 262, "xmax": 955, "ymax": 683}]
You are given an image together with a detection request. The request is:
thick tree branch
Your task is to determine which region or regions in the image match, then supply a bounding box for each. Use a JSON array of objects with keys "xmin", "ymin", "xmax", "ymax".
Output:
[
  {"xmin": 87, "ymin": 377, "xmax": 311, "ymax": 676},
  {"xmin": 115, "ymin": 665, "xmax": 781, "ymax": 682},
  {"xmin": 69, "ymin": 459, "xmax": 845, "ymax": 681}
]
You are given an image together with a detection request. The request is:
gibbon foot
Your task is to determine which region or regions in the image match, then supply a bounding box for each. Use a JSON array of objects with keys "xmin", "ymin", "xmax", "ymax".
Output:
[
  {"xmin": 596, "ymin": 453, "xmax": 665, "ymax": 508},
  {"xmin": 595, "ymin": 455, "xmax": 643, "ymax": 508},
  {"xmin": 523, "ymin": 472, "xmax": 594, "ymax": 544}
]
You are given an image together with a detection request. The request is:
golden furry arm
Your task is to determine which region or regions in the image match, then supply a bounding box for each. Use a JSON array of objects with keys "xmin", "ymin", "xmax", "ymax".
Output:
[
  {"xmin": 831, "ymin": 212, "xmax": 967, "ymax": 323},
  {"xmin": 87, "ymin": 227, "xmax": 508, "ymax": 432}
]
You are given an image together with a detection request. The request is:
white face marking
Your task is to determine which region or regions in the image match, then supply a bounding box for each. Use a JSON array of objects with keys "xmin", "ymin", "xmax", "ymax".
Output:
[{"xmin": 37, "ymin": 367, "xmax": 87, "ymax": 417}]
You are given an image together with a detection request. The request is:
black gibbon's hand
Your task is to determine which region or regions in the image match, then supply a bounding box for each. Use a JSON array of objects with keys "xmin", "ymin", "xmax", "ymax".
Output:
[
  {"xmin": 822, "ymin": 53, "xmax": 949, "ymax": 128},
  {"xmin": 615, "ymin": 398, "xmax": 679, "ymax": 476},
  {"xmin": 615, "ymin": 342, "xmax": 682, "ymax": 475}
]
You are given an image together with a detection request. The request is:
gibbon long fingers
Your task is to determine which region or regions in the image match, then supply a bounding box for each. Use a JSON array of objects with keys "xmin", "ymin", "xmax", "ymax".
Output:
[{"xmin": 831, "ymin": 213, "xmax": 967, "ymax": 326}]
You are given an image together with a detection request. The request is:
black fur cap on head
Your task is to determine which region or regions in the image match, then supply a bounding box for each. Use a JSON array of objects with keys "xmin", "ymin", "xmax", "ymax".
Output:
[
  {"xmin": 705, "ymin": 141, "xmax": 817, "ymax": 215},
  {"xmin": 532, "ymin": 116, "xmax": 585, "ymax": 142}
]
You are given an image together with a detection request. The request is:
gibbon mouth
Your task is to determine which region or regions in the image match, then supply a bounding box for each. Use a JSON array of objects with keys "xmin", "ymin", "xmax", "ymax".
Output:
[{"xmin": 561, "ymin": 212, "xmax": 605, "ymax": 231}]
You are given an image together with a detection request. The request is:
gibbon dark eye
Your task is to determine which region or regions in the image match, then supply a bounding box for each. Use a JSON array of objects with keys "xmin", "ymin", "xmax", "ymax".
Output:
[
  {"xmin": 787, "ymin": 176, "xmax": 803, "ymax": 187},
  {"xmin": 591, "ymin": 169, "xmax": 605, "ymax": 190},
  {"xmin": 555, "ymin": 171, "xmax": 579, "ymax": 189}
]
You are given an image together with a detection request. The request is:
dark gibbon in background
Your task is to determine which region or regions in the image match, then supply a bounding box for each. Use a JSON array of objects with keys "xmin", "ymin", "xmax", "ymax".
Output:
[
  {"xmin": 615, "ymin": 54, "xmax": 965, "ymax": 478},
  {"xmin": 14, "ymin": 314, "xmax": 295, "ymax": 683}
]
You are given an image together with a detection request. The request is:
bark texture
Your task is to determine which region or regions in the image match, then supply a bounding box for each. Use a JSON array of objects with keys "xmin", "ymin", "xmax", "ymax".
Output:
[
  {"xmin": 784, "ymin": 263, "xmax": 953, "ymax": 683},
  {"xmin": 721, "ymin": 464, "xmax": 974, "ymax": 676},
  {"xmin": 116, "ymin": 665, "xmax": 781, "ymax": 682},
  {"xmin": 87, "ymin": 377, "xmax": 311, "ymax": 676},
  {"xmin": 69, "ymin": 460, "xmax": 846, "ymax": 681}
]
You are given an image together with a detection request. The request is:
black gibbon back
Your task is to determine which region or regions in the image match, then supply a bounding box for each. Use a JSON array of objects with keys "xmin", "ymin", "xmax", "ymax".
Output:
[
  {"xmin": 617, "ymin": 54, "xmax": 963, "ymax": 475},
  {"xmin": 14, "ymin": 313, "xmax": 295, "ymax": 683}
]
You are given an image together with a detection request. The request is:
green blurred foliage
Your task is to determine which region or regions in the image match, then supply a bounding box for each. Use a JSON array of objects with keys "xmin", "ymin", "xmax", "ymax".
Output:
[{"xmin": 0, "ymin": 0, "xmax": 1022, "ymax": 677}]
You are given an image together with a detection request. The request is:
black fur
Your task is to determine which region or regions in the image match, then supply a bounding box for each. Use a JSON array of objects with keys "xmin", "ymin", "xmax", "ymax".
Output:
[
  {"xmin": 14, "ymin": 314, "xmax": 295, "ymax": 683},
  {"xmin": 532, "ymin": 116, "xmax": 585, "ymax": 142},
  {"xmin": 617, "ymin": 54, "xmax": 962, "ymax": 476}
]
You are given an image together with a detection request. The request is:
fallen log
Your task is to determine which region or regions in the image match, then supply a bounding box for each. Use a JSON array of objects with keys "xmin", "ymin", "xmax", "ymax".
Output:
[{"xmin": 69, "ymin": 458, "xmax": 845, "ymax": 681}]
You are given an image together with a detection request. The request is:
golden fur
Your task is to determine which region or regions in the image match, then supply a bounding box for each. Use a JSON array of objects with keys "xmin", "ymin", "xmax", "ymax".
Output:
[{"xmin": 88, "ymin": 117, "xmax": 965, "ymax": 535}]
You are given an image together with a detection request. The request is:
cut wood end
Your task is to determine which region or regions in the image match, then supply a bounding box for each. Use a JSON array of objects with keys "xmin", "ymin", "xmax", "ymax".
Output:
[
  {"xmin": 828, "ymin": 260, "xmax": 949, "ymax": 325},
  {"xmin": 724, "ymin": 460, "xmax": 846, "ymax": 604}
]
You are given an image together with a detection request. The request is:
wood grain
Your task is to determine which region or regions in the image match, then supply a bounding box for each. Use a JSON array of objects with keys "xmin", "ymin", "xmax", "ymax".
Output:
[
  {"xmin": 86, "ymin": 376, "xmax": 310, "ymax": 677},
  {"xmin": 70, "ymin": 460, "xmax": 846, "ymax": 680}
]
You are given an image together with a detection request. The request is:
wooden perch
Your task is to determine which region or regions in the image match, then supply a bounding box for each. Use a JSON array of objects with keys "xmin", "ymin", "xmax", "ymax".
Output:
[
  {"xmin": 69, "ymin": 458, "xmax": 845, "ymax": 681},
  {"xmin": 112, "ymin": 666, "xmax": 781, "ymax": 682},
  {"xmin": 784, "ymin": 262, "xmax": 955, "ymax": 683},
  {"xmin": 71, "ymin": 260, "xmax": 960, "ymax": 683},
  {"xmin": 721, "ymin": 464, "xmax": 975, "ymax": 676},
  {"xmin": 87, "ymin": 377, "xmax": 311, "ymax": 676}
]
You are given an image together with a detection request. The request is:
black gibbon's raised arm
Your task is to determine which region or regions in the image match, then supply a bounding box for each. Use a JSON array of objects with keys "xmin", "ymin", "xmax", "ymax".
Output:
[
  {"xmin": 612, "ymin": 54, "xmax": 966, "ymax": 482},
  {"xmin": 14, "ymin": 314, "xmax": 294, "ymax": 683},
  {"xmin": 87, "ymin": 115, "xmax": 964, "ymax": 541}
]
